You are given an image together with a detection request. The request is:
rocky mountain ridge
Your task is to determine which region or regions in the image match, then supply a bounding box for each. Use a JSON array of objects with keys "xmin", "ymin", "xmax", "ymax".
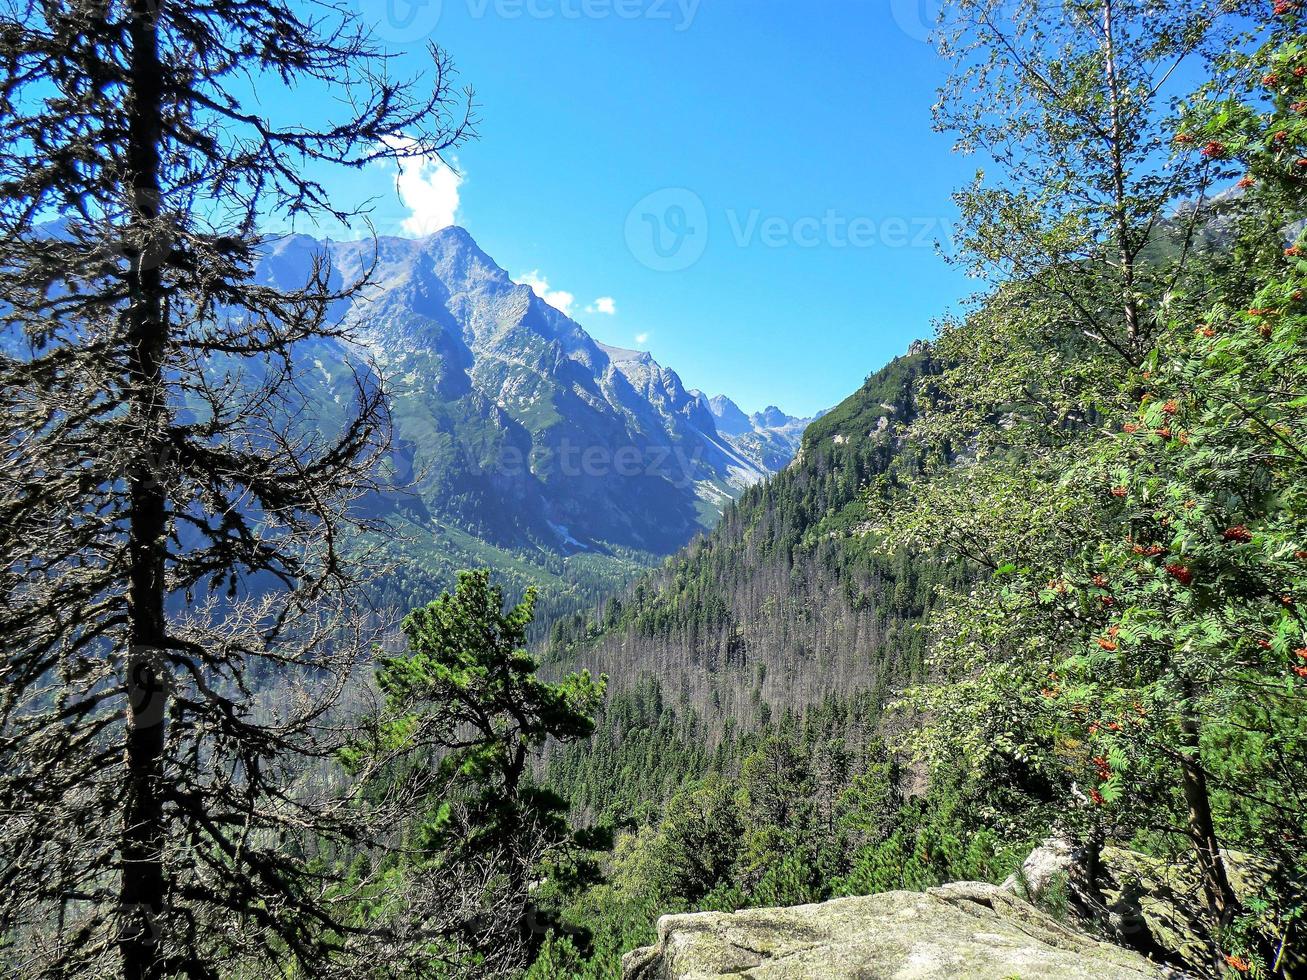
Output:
[
  {"xmin": 249, "ymin": 227, "xmax": 813, "ymax": 615},
  {"xmin": 694, "ymin": 391, "xmax": 820, "ymax": 472},
  {"xmin": 257, "ymin": 228, "xmax": 799, "ymax": 555}
]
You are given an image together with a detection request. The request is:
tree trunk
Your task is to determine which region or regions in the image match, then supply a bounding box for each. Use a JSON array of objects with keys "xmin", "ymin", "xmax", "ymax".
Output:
[
  {"xmin": 1070, "ymin": 828, "xmax": 1107, "ymax": 925},
  {"xmin": 1178, "ymin": 704, "xmax": 1238, "ymax": 928},
  {"xmin": 506, "ymin": 737, "xmax": 535, "ymax": 946},
  {"xmin": 1101, "ymin": 0, "xmax": 1141, "ymax": 359},
  {"xmin": 120, "ymin": 0, "xmax": 171, "ymax": 975}
]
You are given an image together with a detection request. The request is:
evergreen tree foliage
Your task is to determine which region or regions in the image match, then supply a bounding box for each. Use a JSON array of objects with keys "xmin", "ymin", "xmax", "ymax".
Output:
[{"xmin": 352, "ymin": 570, "xmax": 607, "ymax": 977}]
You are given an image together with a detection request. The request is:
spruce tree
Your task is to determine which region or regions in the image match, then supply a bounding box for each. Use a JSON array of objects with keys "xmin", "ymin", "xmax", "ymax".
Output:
[
  {"xmin": 365, "ymin": 570, "xmax": 607, "ymax": 974},
  {"xmin": 0, "ymin": 0, "xmax": 471, "ymax": 974}
]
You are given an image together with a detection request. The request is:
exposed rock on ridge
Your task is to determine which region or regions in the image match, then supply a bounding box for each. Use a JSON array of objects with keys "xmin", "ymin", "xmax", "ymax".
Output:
[
  {"xmin": 622, "ymin": 882, "xmax": 1169, "ymax": 979},
  {"xmin": 253, "ymin": 228, "xmax": 813, "ymax": 558}
]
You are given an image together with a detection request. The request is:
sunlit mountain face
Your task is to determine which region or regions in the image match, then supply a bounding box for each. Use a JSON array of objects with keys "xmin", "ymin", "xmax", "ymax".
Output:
[{"xmin": 253, "ymin": 227, "xmax": 813, "ymax": 611}]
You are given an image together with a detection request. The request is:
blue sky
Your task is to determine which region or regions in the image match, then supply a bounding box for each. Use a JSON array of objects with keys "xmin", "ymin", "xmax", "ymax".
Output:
[{"xmin": 296, "ymin": 0, "xmax": 977, "ymax": 417}]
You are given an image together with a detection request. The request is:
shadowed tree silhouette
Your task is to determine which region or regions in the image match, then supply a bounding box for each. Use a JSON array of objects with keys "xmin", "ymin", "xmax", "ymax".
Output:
[{"xmin": 0, "ymin": 0, "xmax": 473, "ymax": 975}]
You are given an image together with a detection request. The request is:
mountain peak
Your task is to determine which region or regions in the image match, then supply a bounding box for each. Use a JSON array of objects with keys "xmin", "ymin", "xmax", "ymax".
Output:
[
  {"xmin": 255, "ymin": 227, "xmax": 814, "ymax": 559},
  {"xmin": 423, "ymin": 225, "xmax": 500, "ymax": 262},
  {"xmin": 705, "ymin": 394, "xmax": 751, "ymax": 437},
  {"xmin": 434, "ymin": 223, "xmax": 475, "ymax": 243}
]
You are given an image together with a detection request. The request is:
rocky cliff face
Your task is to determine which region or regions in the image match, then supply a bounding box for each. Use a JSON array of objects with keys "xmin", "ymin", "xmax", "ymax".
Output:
[{"xmin": 621, "ymin": 882, "xmax": 1168, "ymax": 979}]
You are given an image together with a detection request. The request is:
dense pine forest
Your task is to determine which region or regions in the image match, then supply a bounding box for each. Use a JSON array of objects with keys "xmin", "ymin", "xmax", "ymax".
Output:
[{"xmin": 1, "ymin": 0, "xmax": 1305, "ymax": 977}]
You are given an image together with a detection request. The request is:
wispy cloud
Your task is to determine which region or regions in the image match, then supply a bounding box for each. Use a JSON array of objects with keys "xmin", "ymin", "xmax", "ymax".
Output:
[
  {"xmin": 635, "ymin": 332, "xmax": 650, "ymax": 345},
  {"xmin": 587, "ymin": 296, "xmax": 617, "ymax": 315}
]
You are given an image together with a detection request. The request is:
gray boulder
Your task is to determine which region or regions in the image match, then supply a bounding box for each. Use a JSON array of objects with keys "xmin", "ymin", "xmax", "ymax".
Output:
[
  {"xmin": 1002, "ymin": 834, "xmax": 1076, "ymax": 905},
  {"xmin": 999, "ymin": 836, "xmax": 1287, "ymax": 975},
  {"xmin": 621, "ymin": 881, "xmax": 1169, "ymax": 979}
]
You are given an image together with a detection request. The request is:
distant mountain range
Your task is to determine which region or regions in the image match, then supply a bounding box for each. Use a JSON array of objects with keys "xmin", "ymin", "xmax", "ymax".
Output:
[
  {"xmin": 252, "ymin": 227, "xmax": 817, "ymax": 614},
  {"xmin": 696, "ymin": 392, "xmax": 819, "ymax": 472}
]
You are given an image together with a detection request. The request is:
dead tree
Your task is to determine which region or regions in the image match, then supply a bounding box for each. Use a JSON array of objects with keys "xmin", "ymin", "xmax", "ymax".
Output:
[{"xmin": 0, "ymin": 0, "xmax": 475, "ymax": 974}]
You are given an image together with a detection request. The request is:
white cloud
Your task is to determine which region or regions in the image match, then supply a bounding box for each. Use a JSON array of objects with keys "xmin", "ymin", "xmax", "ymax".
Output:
[
  {"xmin": 383, "ymin": 134, "xmax": 463, "ymax": 236},
  {"xmin": 634, "ymin": 332, "xmax": 650, "ymax": 345},
  {"xmin": 518, "ymin": 270, "xmax": 576, "ymax": 317},
  {"xmin": 517, "ymin": 275, "xmax": 617, "ymax": 322}
]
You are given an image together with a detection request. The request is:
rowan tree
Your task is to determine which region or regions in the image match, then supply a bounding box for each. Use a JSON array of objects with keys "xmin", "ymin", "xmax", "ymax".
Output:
[{"xmin": 873, "ymin": 8, "xmax": 1307, "ymax": 970}]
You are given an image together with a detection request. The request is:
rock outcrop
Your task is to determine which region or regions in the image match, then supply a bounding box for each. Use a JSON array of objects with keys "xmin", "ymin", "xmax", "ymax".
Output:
[
  {"xmin": 1001, "ymin": 837, "xmax": 1283, "ymax": 975},
  {"xmin": 1086, "ymin": 846, "xmax": 1275, "ymax": 974},
  {"xmin": 1001, "ymin": 834, "xmax": 1077, "ymax": 906},
  {"xmin": 621, "ymin": 881, "xmax": 1169, "ymax": 979}
]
